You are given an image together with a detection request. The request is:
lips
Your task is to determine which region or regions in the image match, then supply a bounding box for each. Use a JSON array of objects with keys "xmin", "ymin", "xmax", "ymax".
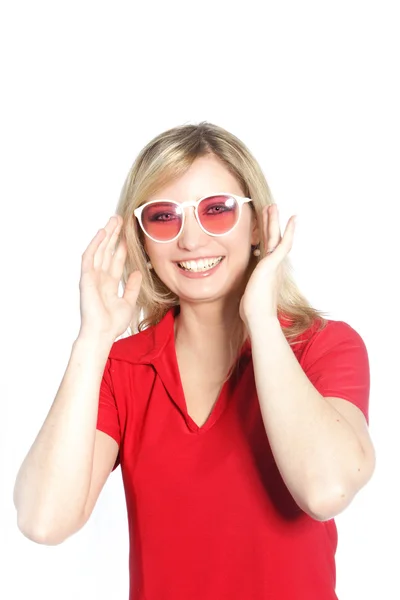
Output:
[
  {"xmin": 174, "ymin": 257, "xmax": 225, "ymax": 278},
  {"xmin": 177, "ymin": 256, "xmax": 224, "ymax": 272}
]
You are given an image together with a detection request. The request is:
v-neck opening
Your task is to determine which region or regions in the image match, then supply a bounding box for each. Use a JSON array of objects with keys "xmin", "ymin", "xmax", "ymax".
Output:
[
  {"xmin": 168, "ymin": 306, "xmax": 251, "ymax": 434},
  {"xmin": 176, "ymin": 369, "xmax": 230, "ymax": 434}
]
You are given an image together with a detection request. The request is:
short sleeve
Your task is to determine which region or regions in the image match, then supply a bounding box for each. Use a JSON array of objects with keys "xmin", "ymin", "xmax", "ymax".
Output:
[
  {"xmin": 302, "ymin": 321, "xmax": 370, "ymax": 425},
  {"xmin": 97, "ymin": 358, "xmax": 121, "ymax": 470}
]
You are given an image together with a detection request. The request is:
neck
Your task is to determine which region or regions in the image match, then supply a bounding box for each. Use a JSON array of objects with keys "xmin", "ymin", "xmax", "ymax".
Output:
[{"xmin": 174, "ymin": 298, "xmax": 245, "ymax": 359}]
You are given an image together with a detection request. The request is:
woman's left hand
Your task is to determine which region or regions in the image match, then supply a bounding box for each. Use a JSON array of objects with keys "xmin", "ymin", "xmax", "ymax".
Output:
[{"xmin": 239, "ymin": 204, "xmax": 297, "ymax": 327}]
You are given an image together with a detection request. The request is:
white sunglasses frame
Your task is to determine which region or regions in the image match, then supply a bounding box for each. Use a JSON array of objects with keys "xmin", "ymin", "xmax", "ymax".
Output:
[{"xmin": 133, "ymin": 193, "xmax": 252, "ymax": 243}]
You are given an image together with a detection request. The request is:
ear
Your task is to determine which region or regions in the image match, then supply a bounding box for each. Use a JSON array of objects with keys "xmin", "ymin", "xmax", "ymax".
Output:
[{"xmin": 250, "ymin": 210, "xmax": 261, "ymax": 246}]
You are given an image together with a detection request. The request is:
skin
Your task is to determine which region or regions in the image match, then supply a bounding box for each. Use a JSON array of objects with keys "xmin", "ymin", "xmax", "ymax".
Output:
[
  {"xmin": 143, "ymin": 154, "xmax": 376, "ymax": 518},
  {"xmin": 143, "ymin": 153, "xmax": 263, "ymax": 367}
]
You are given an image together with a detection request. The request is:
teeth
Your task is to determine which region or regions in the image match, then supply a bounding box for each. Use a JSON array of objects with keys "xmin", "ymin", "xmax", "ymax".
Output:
[{"xmin": 178, "ymin": 257, "xmax": 223, "ymax": 272}]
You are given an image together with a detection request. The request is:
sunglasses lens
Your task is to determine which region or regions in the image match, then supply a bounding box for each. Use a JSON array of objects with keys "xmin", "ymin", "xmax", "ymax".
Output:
[
  {"xmin": 198, "ymin": 195, "xmax": 239, "ymax": 234},
  {"xmin": 141, "ymin": 202, "xmax": 182, "ymax": 241}
]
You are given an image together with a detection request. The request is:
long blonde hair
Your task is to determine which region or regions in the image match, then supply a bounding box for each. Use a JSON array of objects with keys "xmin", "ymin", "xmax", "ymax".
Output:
[{"xmin": 115, "ymin": 121, "xmax": 329, "ymax": 375}]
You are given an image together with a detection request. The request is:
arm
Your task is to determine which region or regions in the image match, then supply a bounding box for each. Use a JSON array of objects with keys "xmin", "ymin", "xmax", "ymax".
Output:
[
  {"xmin": 13, "ymin": 333, "xmax": 116, "ymax": 544},
  {"xmin": 249, "ymin": 317, "xmax": 375, "ymax": 521}
]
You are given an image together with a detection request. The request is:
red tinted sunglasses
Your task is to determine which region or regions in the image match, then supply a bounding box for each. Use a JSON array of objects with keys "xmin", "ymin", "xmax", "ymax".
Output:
[{"xmin": 134, "ymin": 193, "xmax": 252, "ymax": 243}]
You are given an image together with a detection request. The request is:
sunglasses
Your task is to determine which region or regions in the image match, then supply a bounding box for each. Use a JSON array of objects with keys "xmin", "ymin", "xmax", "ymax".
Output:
[{"xmin": 133, "ymin": 193, "xmax": 252, "ymax": 243}]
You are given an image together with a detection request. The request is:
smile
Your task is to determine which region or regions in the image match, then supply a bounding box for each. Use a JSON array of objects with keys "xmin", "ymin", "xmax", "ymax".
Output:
[{"xmin": 177, "ymin": 257, "xmax": 224, "ymax": 272}]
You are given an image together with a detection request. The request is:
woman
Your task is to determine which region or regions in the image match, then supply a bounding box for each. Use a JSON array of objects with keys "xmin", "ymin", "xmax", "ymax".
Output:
[{"xmin": 14, "ymin": 122, "xmax": 376, "ymax": 599}]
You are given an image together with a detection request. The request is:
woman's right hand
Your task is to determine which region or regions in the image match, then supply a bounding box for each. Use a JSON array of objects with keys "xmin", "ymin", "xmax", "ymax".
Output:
[{"xmin": 78, "ymin": 215, "xmax": 143, "ymax": 341}]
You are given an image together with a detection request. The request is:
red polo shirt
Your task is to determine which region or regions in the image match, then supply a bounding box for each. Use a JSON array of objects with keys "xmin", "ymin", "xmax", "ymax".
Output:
[{"xmin": 96, "ymin": 306, "xmax": 370, "ymax": 600}]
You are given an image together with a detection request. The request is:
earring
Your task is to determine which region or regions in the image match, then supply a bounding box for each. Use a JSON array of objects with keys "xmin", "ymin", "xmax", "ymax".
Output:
[
  {"xmin": 146, "ymin": 260, "xmax": 153, "ymax": 270},
  {"xmin": 252, "ymin": 245, "xmax": 261, "ymax": 257}
]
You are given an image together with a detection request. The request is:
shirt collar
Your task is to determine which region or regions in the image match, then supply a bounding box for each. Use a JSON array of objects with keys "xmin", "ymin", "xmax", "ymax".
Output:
[
  {"xmin": 108, "ymin": 305, "xmax": 293, "ymax": 366},
  {"xmin": 108, "ymin": 306, "xmax": 177, "ymax": 365}
]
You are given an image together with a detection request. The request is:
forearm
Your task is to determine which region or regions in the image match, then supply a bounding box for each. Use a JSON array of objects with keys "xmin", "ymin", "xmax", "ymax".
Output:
[
  {"xmin": 14, "ymin": 334, "xmax": 113, "ymax": 542},
  {"xmin": 248, "ymin": 317, "xmax": 366, "ymax": 520}
]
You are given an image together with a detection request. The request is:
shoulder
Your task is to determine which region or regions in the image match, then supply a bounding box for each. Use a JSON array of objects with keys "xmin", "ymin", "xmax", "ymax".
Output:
[
  {"xmin": 292, "ymin": 317, "xmax": 369, "ymax": 365},
  {"xmin": 294, "ymin": 318, "xmax": 371, "ymax": 426},
  {"xmin": 295, "ymin": 318, "xmax": 370, "ymax": 393},
  {"xmin": 306, "ymin": 318, "xmax": 367, "ymax": 352}
]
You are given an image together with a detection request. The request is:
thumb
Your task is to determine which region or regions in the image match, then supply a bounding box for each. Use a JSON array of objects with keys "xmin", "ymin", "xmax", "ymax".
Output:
[{"xmin": 123, "ymin": 270, "xmax": 143, "ymax": 308}]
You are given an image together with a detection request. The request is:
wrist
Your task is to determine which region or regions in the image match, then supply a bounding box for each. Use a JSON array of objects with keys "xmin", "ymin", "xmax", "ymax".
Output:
[
  {"xmin": 74, "ymin": 330, "xmax": 116, "ymax": 350},
  {"xmin": 245, "ymin": 314, "xmax": 281, "ymax": 338}
]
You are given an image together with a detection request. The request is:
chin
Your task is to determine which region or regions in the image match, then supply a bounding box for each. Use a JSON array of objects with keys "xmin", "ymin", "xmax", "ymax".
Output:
[{"xmin": 171, "ymin": 275, "xmax": 246, "ymax": 305}]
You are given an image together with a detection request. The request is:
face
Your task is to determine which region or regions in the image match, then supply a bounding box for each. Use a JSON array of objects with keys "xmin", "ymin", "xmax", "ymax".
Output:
[{"xmin": 142, "ymin": 154, "xmax": 260, "ymax": 305}]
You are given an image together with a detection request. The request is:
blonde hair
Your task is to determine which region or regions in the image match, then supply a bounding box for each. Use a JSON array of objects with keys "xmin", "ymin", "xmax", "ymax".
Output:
[{"xmin": 115, "ymin": 121, "xmax": 329, "ymax": 377}]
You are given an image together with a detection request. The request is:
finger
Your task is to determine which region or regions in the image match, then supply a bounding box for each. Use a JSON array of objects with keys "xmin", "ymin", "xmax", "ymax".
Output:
[
  {"xmin": 94, "ymin": 216, "xmax": 120, "ymax": 271},
  {"xmin": 123, "ymin": 270, "xmax": 143, "ymax": 308},
  {"xmin": 275, "ymin": 215, "xmax": 296, "ymax": 257},
  {"xmin": 81, "ymin": 228, "xmax": 107, "ymax": 273},
  {"xmin": 265, "ymin": 204, "xmax": 281, "ymax": 252},
  {"xmin": 110, "ymin": 236, "xmax": 128, "ymax": 281},
  {"xmin": 103, "ymin": 215, "xmax": 123, "ymax": 272}
]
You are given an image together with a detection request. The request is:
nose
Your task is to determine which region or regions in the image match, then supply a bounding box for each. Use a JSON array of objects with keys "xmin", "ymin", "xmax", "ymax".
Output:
[{"xmin": 177, "ymin": 207, "xmax": 209, "ymax": 251}]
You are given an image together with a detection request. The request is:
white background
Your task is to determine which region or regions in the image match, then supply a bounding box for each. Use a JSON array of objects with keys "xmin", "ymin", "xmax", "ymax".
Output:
[{"xmin": 1, "ymin": 1, "xmax": 398, "ymax": 598}]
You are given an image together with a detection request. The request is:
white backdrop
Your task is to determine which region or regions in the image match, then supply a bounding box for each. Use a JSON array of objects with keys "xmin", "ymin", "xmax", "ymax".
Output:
[{"xmin": 2, "ymin": 1, "xmax": 398, "ymax": 598}]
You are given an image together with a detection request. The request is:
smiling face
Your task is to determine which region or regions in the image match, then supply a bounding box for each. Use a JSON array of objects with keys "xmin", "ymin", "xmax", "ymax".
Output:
[{"xmin": 142, "ymin": 153, "xmax": 260, "ymax": 306}]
